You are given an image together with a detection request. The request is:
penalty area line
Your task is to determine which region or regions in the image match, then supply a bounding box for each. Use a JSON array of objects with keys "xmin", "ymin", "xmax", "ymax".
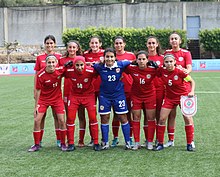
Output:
[{"xmin": 196, "ymin": 91, "xmax": 220, "ymax": 94}]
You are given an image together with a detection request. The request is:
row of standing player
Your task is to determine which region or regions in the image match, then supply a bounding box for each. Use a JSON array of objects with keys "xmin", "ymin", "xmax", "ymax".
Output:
[{"xmin": 29, "ymin": 32, "xmax": 195, "ymax": 152}]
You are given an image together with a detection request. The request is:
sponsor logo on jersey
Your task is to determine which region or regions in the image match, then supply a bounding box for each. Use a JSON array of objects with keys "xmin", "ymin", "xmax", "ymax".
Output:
[
  {"xmin": 88, "ymin": 57, "xmax": 93, "ymax": 60},
  {"xmin": 178, "ymin": 57, "xmax": 184, "ymax": 62},
  {"xmin": 71, "ymin": 78, "xmax": 76, "ymax": 81},
  {"xmin": 164, "ymin": 74, "xmax": 168, "ymax": 77},
  {"xmin": 174, "ymin": 75, "xmax": 178, "ymax": 80},
  {"xmin": 45, "ymin": 80, "xmax": 51, "ymax": 83},
  {"xmin": 116, "ymin": 68, "xmax": 120, "ymax": 73},
  {"xmin": 146, "ymin": 74, "xmax": 151, "ymax": 79},
  {"xmin": 133, "ymin": 73, "xmax": 139, "ymax": 76},
  {"xmin": 84, "ymin": 78, "xmax": 88, "ymax": 82},
  {"xmin": 42, "ymin": 60, "xmax": 46, "ymax": 63},
  {"xmin": 102, "ymin": 70, "xmax": 107, "ymax": 72}
]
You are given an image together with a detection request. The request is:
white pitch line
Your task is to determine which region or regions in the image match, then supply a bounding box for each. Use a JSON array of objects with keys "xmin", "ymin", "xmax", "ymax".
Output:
[
  {"xmin": 196, "ymin": 91, "xmax": 220, "ymax": 94},
  {"xmin": 194, "ymin": 77, "xmax": 220, "ymax": 79}
]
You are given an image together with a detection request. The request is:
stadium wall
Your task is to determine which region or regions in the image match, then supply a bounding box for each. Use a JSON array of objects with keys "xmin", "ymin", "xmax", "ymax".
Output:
[
  {"xmin": 0, "ymin": 59, "xmax": 219, "ymax": 75},
  {"xmin": 0, "ymin": 2, "xmax": 220, "ymax": 46}
]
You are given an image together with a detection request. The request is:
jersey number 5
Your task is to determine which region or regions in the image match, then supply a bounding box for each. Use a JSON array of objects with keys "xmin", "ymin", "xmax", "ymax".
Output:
[{"xmin": 168, "ymin": 79, "xmax": 172, "ymax": 86}]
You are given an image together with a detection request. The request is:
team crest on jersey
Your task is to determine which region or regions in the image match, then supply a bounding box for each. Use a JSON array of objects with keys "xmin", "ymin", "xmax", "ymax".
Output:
[
  {"xmin": 178, "ymin": 57, "xmax": 184, "ymax": 62},
  {"xmin": 116, "ymin": 68, "xmax": 120, "ymax": 73},
  {"xmin": 100, "ymin": 105, "xmax": 104, "ymax": 110},
  {"xmin": 84, "ymin": 78, "xmax": 88, "ymax": 82},
  {"xmin": 156, "ymin": 61, "xmax": 161, "ymax": 65},
  {"xmin": 174, "ymin": 75, "xmax": 178, "ymax": 80},
  {"xmin": 146, "ymin": 74, "xmax": 151, "ymax": 79}
]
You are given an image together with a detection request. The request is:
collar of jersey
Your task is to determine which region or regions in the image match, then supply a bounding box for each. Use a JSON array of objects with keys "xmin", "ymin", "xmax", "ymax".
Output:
[{"xmin": 104, "ymin": 61, "xmax": 118, "ymax": 69}]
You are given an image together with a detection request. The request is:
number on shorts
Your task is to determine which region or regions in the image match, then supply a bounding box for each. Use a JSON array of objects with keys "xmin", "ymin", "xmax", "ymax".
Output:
[{"xmin": 118, "ymin": 100, "xmax": 125, "ymax": 108}]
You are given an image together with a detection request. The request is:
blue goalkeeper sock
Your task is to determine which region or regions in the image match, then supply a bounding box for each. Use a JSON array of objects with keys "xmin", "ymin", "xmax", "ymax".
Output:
[
  {"xmin": 121, "ymin": 122, "xmax": 130, "ymax": 143},
  {"xmin": 101, "ymin": 124, "xmax": 109, "ymax": 143}
]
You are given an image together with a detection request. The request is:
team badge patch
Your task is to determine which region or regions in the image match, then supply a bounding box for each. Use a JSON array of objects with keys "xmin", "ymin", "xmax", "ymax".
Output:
[
  {"xmin": 146, "ymin": 74, "xmax": 151, "ymax": 79},
  {"xmin": 174, "ymin": 75, "xmax": 178, "ymax": 80},
  {"xmin": 180, "ymin": 95, "xmax": 197, "ymax": 117},
  {"xmin": 156, "ymin": 61, "xmax": 161, "ymax": 66},
  {"xmin": 179, "ymin": 57, "xmax": 184, "ymax": 61},
  {"xmin": 84, "ymin": 78, "xmax": 88, "ymax": 82},
  {"xmin": 100, "ymin": 105, "xmax": 104, "ymax": 110},
  {"xmin": 116, "ymin": 68, "xmax": 120, "ymax": 73}
]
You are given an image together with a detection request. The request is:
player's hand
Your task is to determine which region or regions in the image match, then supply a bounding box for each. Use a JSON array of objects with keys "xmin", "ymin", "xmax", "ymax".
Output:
[
  {"xmin": 147, "ymin": 60, "xmax": 159, "ymax": 68},
  {"xmin": 177, "ymin": 65, "xmax": 189, "ymax": 74},
  {"xmin": 64, "ymin": 60, "xmax": 73, "ymax": 67},
  {"xmin": 188, "ymin": 91, "xmax": 194, "ymax": 97},
  {"xmin": 34, "ymin": 107, "xmax": 38, "ymax": 118}
]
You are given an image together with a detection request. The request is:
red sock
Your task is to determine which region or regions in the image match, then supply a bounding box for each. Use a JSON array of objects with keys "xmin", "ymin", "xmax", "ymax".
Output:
[
  {"xmin": 143, "ymin": 125, "xmax": 148, "ymax": 141},
  {"xmin": 79, "ymin": 129, "xmax": 85, "ymax": 143},
  {"xmin": 132, "ymin": 121, "xmax": 140, "ymax": 142},
  {"xmin": 67, "ymin": 124, "xmax": 75, "ymax": 145},
  {"xmin": 40, "ymin": 129, "xmax": 44, "ymax": 142},
  {"xmin": 167, "ymin": 127, "xmax": 175, "ymax": 141},
  {"xmin": 157, "ymin": 125, "xmax": 166, "ymax": 144},
  {"xmin": 148, "ymin": 120, "xmax": 156, "ymax": 143},
  {"xmin": 129, "ymin": 120, "xmax": 133, "ymax": 138},
  {"xmin": 90, "ymin": 122, "xmax": 99, "ymax": 144},
  {"xmin": 55, "ymin": 129, "xmax": 61, "ymax": 141},
  {"xmin": 112, "ymin": 120, "xmax": 120, "ymax": 138},
  {"xmin": 33, "ymin": 131, "xmax": 41, "ymax": 145},
  {"xmin": 60, "ymin": 129, "xmax": 67, "ymax": 145},
  {"xmin": 185, "ymin": 125, "xmax": 194, "ymax": 144}
]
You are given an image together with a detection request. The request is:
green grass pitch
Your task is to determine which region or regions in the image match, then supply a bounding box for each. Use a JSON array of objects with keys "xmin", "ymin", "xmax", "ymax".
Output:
[{"xmin": 0, "ymin": 71, "xmax": 220, "ymax": 177}]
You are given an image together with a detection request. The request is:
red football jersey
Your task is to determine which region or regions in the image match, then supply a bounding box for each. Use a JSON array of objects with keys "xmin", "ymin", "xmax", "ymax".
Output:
[
  {"xmin": 125, "ymin": 65, "xmax": 156, "ymax": 99},
  {"xmin": 36, "ymin": 67, "xmax": 65, "ymax": 103},
  {"xmin": 157, "ymin": 67, "xmax": 188, "ymax": 100},
  {"xmin": 116, "ymin": 51, "xmax": 136, "ymax": 93},
  {"xmin": 83, "ymin": 49, "xmax": 104, "ymax": 92},
  {"xmin": 164, "ymin": 48, "xmax": 192, "ymax": 68},
  {"xmin": 64, "ymin": 66, "xmax": 97, "ymax": 97},
  {"xmin": 59, "ymin": 56, "xmax": 84, "ymax": 97},
  {"xmin": 34, "ymin": 52, "xmax": 62, "ymax": 71},
  {"xmin": 148, "ymin": 55, "xmax": 164, "ymax": 91}
]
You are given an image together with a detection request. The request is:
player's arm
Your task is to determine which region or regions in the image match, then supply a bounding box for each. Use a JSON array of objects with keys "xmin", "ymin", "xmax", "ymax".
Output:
[
  {"xmin": 33, "ymin": 71, "xmax": 39, "ymax": 100},
  {"xmin": 184, "ymin": 75, "xmax": 195, "ymax": 97},
  {"xmin": 34, "ymin": 89, "xmax": 41, "ymax": 118}
]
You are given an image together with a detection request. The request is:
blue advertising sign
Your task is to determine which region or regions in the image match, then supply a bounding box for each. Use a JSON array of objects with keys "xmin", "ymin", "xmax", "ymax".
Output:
[
  {"xmin": 9, "ymin": 63, "xmax": 35, "ymax": 75},
  {"xmin": 192, "ymin": 59, "xmax": 220, "ymax": 71}
]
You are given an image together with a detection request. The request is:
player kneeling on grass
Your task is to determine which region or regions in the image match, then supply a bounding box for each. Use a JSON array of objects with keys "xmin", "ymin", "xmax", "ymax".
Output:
[
  {"xmin": 154, "ymin": 54, "xmax": 196, "ymax": 152},
  {"xmin": 28, "ymin": 55, "xmax": 67, "ymax": 152}
]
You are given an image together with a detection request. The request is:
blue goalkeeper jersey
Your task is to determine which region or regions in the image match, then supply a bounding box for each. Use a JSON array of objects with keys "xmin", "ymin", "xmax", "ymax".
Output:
[{"xmin": 93, "ymin": 60, "xmax": 131, "ymax": 99}]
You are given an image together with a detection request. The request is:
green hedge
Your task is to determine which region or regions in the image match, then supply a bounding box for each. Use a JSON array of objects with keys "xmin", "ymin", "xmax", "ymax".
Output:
[
  {"xmin": 62, "ymin": 27, "xmax": 187, "ymax": 52},
  {"xmin": 199, "ymin": 28, "xmax": 220, "ymax": 52}
]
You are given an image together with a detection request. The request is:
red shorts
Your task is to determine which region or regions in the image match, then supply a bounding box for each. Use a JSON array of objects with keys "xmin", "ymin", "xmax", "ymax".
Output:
[
  {"xmin": 156, "ymin": 89, "xmax": 165, "ymax": 111},
  {"xmin": 125, "ymin": 92, "xmax": 131, "ymax": 111},
  {"xmin": 162, "ymin": 97, "xmax": 180, "ymax": 109},
  {"xmin": 131, "ymin": 95, "xmax": 156, "ymax": 110},
  {"xmin": 37, "ymin": 99, "xmax": 65, "ymax": 114},
  {"xmin": 68, "ymin": 95, "xmax": 96, "ymax": 111}
]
